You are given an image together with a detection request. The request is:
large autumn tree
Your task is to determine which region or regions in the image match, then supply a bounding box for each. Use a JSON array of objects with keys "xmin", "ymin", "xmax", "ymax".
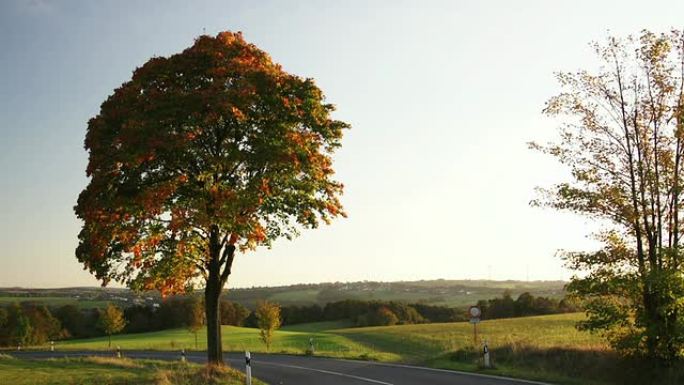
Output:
[
  {"xmin": 533, "ymin": 30, "xmax": 684, "ymax": 363},
  {"xmin": 75, "ymin": 31, "xmax": 348, "ymax": 364}
]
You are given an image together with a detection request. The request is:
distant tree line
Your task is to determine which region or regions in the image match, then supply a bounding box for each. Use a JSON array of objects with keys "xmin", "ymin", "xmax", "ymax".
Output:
[
  {"xmin": 0, "ymin": 292, "xmax": 581, "ymax": 346},
  {"xmin": 276, "ymin": 294, "xmax": 581, "ymax": 327},
  {"xmin": 274, "ymin": 300, "xmax": 467, "ymax": 327},
  {"xmin": 475, "ymin": 291, "xmax": 581, "ymax": 320},
  {"xmin": 0, "ymin": 297, "xmax": 250, "ymax": 347},
  {"xmin": 0, "ymin": 303, "xmax": 62, "ymax": 346},
  {"xmin": 124, "ymin": 297, "xmax": 249, "ymax": 333}
]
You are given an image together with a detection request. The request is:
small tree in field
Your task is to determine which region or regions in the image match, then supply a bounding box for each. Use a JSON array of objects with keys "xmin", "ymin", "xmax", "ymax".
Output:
[
  {"xmin": 255, "ymin": 300, "xmax": 281, "ymax": 350},
  {"xmin": 74, "ymin": 31, "xmax": 348, "ymax": 364},
  {"xmin": 187, "ymin": 297, "xmax": 204, "ymax": 349},
  {"xmin": 533, "ymin": 30, "xmax": 684, "ymax": 363},
  {"xmin": 14, "ymin": 314, "xmax": 32, "ymax": 348},
  {"xmin": 97, "ymin": 304, "xmax": 126, "ymax": 348}
]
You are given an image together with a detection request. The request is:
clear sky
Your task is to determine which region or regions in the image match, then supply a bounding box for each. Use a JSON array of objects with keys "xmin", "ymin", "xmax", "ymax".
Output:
[{"xmin": 1, "ymin": 0, "xmax": 683, "ymax": 288}]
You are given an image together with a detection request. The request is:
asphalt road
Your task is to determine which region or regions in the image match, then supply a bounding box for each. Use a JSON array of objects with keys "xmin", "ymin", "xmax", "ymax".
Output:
[{"xmin": 9, "ymin": 350, "xmax": 548, "ymax": 385}]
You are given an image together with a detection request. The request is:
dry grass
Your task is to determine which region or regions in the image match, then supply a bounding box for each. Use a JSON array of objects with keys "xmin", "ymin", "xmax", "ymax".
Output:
[
  {"xmin": 0, "ymin": 356, "xmax": 262, "ymax": 385},
  {"xmin": 81, "ymin": 356, "xmax": 143, "ymax": 369},
  {"xmin": 154, "ymin": 363, "xmax": 256, "ymax": 385},
  {"xmin": 441, "ymin": 343, "xmax": 684, "ymax": 385}
]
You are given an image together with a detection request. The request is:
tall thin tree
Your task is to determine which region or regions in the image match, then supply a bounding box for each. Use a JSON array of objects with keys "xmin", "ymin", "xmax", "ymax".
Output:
[{"xmin": 533, "ymin": 30, "xmax": 684, "ymax": 362}]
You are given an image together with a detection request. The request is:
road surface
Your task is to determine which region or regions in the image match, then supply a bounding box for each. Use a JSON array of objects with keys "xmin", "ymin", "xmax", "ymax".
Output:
[{"xmin": 9, "ymin": 350, "xmax": 549, "ymax": 385}]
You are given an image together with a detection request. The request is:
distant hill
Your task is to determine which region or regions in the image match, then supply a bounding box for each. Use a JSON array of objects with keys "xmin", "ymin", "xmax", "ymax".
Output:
[
  {"xmin": 227, "ymin": 279, "xmax": 565, "ymax": 308},
  {"xmin": 0, "ymin": 279, "xmax": 566, "ymax": 309}
]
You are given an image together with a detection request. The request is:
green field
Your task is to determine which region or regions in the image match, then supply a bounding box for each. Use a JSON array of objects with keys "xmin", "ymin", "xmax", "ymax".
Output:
[
  {"xmin": 58, "ymin": 322, "xmax": 397, "ymax": 361},
  {"xmin": 53, "ymin": 313, "xmax": 602, "ymax": 356},
  {"xmin": 0, "ymin": 279, "xmax": 567, "ymax": 309},
  {"xmin": 29, "ymin": 313, "xmax": 626, "ymax": 384},
  {"xmin": 337, "ymin": 313, "xmax": 605, "ymax": 361},
  {"xmin": 12, "ymin": 313, "xmax": 681, "ymax": 384},
  {"xmin": 0, "ymin": 296, "xmax": 109, "ymax": 309},
  {"xmin": 0, "ymin": 354, "xmax": 264, "ymax": 385},
  {"xmin": 246, "ymin": 280, "xmax": 566, "ymax": 307}
]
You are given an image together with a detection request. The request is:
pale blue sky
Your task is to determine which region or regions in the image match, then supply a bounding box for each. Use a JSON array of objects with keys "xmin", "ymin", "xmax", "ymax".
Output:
[{"xmin": 1, "ymin": 0, "xmax": 682, "ymax": 288}]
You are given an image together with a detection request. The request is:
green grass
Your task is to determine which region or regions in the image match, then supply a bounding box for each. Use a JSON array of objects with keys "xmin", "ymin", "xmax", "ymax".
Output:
[
  {"xmin": 0, "ymin": 355, "xmax": 265, "ymax": 385},
  {"xmin": 35, "ymin": 313, "xmax": 660, "ymax": 384},
  {"xmin": 268, "ymin": 289, "xmax": 320, "ymax": 303},
  {"xmin": 333, "ymin": 313, "xmax": 614, "ymax": 384},
  {"xmin": 57, "ymin": 323, "xmax": 396, "ymax": 361},
  {"xmin": 335, "ymin": 313, "xmax": 604, "ymax": 361},
  {"xmin": 281, "ymin": 320, "xmax": 354, "ymax": 332},
  {"xmin": 49, "ymin": 313, "xmax": 604, "ymax": 362}
]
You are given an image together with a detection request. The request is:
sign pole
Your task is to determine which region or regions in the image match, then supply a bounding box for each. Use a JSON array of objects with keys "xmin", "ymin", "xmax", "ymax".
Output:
[
  {"xmin": 474, "ymin": 322, "xmax": 478, "ymax": 346},
  {"xmin": 468, "ymin": 306, "xmax": 481, "ymax": 347}
]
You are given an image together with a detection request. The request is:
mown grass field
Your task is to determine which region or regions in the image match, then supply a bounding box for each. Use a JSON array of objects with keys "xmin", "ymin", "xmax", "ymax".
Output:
[
  {"xmin": 0, "ymin": 354, "xmax": 264, "ymax": 385},
  {"xmin": 58, "ymin": 322, "xmax": 397, "ymax": 361},
  {"xmin": 11, "ymin": 312, "xmax": 684, "ymax": 384},
  {"xmin": 38, "ymin": 313, "xmax": 629, "ymax": 384},
  {"xmin": 336, "ymin": 313, "xmax": 605, "ymax": 361},
  {"xmin": 54, "ymin": 313, "xmax": 603, "ymax": 358}
]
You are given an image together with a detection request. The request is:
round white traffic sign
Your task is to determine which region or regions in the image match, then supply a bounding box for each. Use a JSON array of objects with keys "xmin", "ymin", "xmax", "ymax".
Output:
[{"xmin": 469, "ymin": 306, "xmax": 481, "ymax": 318}]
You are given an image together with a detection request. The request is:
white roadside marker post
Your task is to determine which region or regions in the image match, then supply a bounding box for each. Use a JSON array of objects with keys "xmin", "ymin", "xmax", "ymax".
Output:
[
  {"xmin": 483, "ymin": 340, "xmax": 491, "ymax": 368},
  {"xmin": 180, "ymin": 348, "xmax": 186, "ymax": 362},
  {"xmin": 245, "ymin": 351, "xmax": 252, "ymax": 385},
  {"xmin": 50, "ymin": 340, "xmax": 54, "ymax": 352},
  {"xmin": 116, "ymin": 345, "xmax": 122, "ymax": 358}
]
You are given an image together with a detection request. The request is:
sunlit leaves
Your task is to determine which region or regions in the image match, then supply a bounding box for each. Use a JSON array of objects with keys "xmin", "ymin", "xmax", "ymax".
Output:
[
  {"xmin": 75, "ymin": 31, "xmax": 348, "ymax": 295},
  {"xmin": 535, "ymin": 30, "xmax": 684, "ymax": 360}
]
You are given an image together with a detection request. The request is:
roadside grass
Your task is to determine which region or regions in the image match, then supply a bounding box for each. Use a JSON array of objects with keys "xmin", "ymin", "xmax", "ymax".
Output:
[
  {"xmin": 0, "ymin": 355, "xmax": 265, "ymax": 385},
  {"xmin": 431, "ymin": 345, "xmax": 684, "ymax": 385},
  {"xmin": 334, "ymin": 313, "xmax": 605, "ymax": 362}
]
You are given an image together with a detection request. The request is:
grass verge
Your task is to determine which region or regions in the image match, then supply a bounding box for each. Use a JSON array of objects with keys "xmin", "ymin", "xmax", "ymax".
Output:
[{"xmin": 0, "ymin": 355, "xmax": 265, "ymax": 385}]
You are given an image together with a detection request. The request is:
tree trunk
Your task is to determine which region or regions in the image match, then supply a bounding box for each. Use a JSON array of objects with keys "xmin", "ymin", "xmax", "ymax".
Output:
[
  {"xmin": 204, "ymin": 225, "xmax": 236, "ymax": 365},
  {"xmin": 108, "ymin": 334, "xmax": 111, "ymax": 348},
  {"xmin": 205, "ymin": 266, "xmax": 223, "ymax": 364}
]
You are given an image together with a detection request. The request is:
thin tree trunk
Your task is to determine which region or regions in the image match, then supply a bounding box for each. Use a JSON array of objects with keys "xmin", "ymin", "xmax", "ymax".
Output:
[
  {"xmin": 205, "ymin": 225, "xmax": 223, "ymax": 365},
  {"xmin": 205, "ymin": 271, "xmax": 223, "ymax": 364}
]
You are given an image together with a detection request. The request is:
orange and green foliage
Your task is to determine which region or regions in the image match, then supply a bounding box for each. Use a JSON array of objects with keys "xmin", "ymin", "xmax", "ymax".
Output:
[
  {"xmin": 255, "ymin": 300, "xmax": 281, "ymax": 350},
  {"xmin": 97, "ymin": 304, "xmax": 126, "ymax": 347},
  {"xmin": 75, "ymin": 31, "xmax": 348, "ymax": 363}
]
